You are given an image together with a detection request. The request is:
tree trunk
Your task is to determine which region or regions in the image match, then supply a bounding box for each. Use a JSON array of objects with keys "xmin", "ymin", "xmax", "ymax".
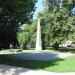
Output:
[{"xmin": 53, "ymin": 42, "xmax": 59, "ymax": 50}]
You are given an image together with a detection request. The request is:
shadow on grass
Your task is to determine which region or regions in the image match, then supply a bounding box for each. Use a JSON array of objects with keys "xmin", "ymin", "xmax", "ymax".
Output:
[
  {"xmin": 58, "ymin": 47, "xmax": 75, "ymax": 53},
  {"xmin": 0, "ymin": 52, "xmax": 61, "ymax": 61},
  {"xmin": 0, "ymin": 55, "xmax": 64, "ymax": 70}
]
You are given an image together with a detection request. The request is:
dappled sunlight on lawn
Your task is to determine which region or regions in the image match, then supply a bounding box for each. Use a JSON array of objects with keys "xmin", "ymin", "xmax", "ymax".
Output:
[
  {"xmin": 0, "ymin": 49, "xmax": 36, "ymax": 55},
  {"xmin": 1, "ymin": 56, "xmax": 75, "ymax": 72}
]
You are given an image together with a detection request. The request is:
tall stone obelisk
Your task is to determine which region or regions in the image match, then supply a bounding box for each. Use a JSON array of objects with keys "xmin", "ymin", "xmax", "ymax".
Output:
[{"xmin": 35, "ymin": 18, "xmax": 42, "ymax": 51}]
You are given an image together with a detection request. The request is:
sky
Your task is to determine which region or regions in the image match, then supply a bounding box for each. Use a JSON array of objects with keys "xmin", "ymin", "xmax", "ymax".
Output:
[
  {"xmin": 33, "ymin": 0, "xmax": 44, "ymax": 20},
  {"xmin": 71, "ymin": 7, "xmax": 75, "ymax": 15},
  {"xmin": 20, "ymin": 0, "xmax": 44, "ymax": 29}
]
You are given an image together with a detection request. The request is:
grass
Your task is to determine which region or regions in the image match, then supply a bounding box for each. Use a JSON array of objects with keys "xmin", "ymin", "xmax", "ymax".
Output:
[
  {"xmin": 0, "ymin": 55, "xmax": 75, "ymax": 72},
  {"xmin": 0, "ymin": 49, "xmax": 36, "ymax": 55},
  {"xmin": 0, "ymin": 49, "xmax": 75, "ymax": 72},
  {"xmin": 0, "ymin": 47, "xmax": 75, "ymax": 55},
  {"xmin": 0, "ymin": 49, "xmax": 55, "ymax": 55},
  {"xmin": 59, "ymin": 47, "xmax": 75, "ymax": 52}
]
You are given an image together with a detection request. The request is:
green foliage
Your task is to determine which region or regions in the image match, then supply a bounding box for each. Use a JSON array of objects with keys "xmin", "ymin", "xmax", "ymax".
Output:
[
  {"xmin": 39, "ymin": 0, "xmax": 75, "ymax": 49},
  {"xmin": 0, "ymin": 0, "xmax": 37, "ymax": 48},
  {"xmin": 17, "ymin": 0, "xmax": 75, "ymax": 50},
  {"xmin": 17, "ymin": 32, "xmax": 26, "ymax": 45},
  {"xmin": 24, "ymin": 22, "xmax": 37, "ymax": 47},
  {"xmin": 17, "ymin": 21, "xmax": 37, "ymax": 49}
]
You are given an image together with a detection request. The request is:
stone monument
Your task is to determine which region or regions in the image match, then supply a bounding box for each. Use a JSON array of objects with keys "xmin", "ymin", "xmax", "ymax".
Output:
[{"xmin": 35, "ymin": 18, "xmax": 42, "ymax": 51}]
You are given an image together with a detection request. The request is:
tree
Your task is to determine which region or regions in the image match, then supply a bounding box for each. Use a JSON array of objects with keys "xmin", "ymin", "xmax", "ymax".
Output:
[
  {"xmin": 17, "ymin": 21, "xmax": 37, "ymax": 49},
  {"xmin": 0, "ymin": 0, "xmax": 37, "ymax": 49},
  {"xmin": 39, "ymin": 0, "xmax": 75, "ymax": 50},
  {"xmin": 17, "ymin": 0, "xmax": 75, "ymax": 50},
  {"xmin": 17, "ymin": 31, "xmax": 28, "ymax": 50}
]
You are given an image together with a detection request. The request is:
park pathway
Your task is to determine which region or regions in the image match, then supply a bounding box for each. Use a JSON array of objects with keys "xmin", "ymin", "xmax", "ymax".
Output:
[{"xmin": 0, "ymin": 64, "xmax": 75, "ymax": 75}]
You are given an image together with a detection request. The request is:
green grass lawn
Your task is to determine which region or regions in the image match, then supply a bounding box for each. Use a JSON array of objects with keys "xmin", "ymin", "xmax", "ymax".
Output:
[
  {"xmin": 0, "ymin": 47, "xmax": 75, "ymax": 55},
  {"xmin": 0, "ymin": 49, "xmax": 75, "ymax": 72},
  {"xmin": 59, "ymin": 47, "xmax": 75, "ymax": 52},
  {"xmin": 0, "ymin": 49, "xmax": 35, "ymax": 55},
  {"xmin": 0, "ymin": 55, "xmax": 75, "ymax": 72},
  {"xmin": 0, "ymin": 49, "xmax": 55, "ymax": 55}
]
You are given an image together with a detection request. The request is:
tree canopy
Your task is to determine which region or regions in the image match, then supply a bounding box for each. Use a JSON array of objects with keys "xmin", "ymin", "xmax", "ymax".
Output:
[
  {"xmin": 41, "ymin": 0, "xmax": 75, "ymax": 49},
  {"xmin": 14, "ymin": 0, "xmax": 75, "ymax": 50},
  {"xmin": 0, "ymin": 0, "xmax": 37, "ymax": 49},
  {"xmin": 17, "ymin": 21, "xmax": 37, "ymax": 49}
]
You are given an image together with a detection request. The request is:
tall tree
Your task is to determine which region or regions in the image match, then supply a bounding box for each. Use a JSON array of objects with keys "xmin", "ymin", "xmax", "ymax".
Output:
[
  {"xmin": 40, "ymin": 0, "xmax": 75, "ymax": 50},
  {"xmin": 17, "ymin": 21, "xmax": 37, "ymax": 49},
  {"xmin": 0, "ymin": 0, "xmax": 37, "ymax": 49}
]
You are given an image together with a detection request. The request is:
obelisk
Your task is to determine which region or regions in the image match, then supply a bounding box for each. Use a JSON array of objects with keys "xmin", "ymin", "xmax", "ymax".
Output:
[{"xmin": 35, "ymin": 18, "xmax": 42, "ymax": 51}]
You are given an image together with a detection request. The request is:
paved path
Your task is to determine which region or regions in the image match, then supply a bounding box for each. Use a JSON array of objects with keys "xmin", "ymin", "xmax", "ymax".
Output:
[{"xmin": 0, "ymin": 64, "xmax": 75, "ymax": 75}]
